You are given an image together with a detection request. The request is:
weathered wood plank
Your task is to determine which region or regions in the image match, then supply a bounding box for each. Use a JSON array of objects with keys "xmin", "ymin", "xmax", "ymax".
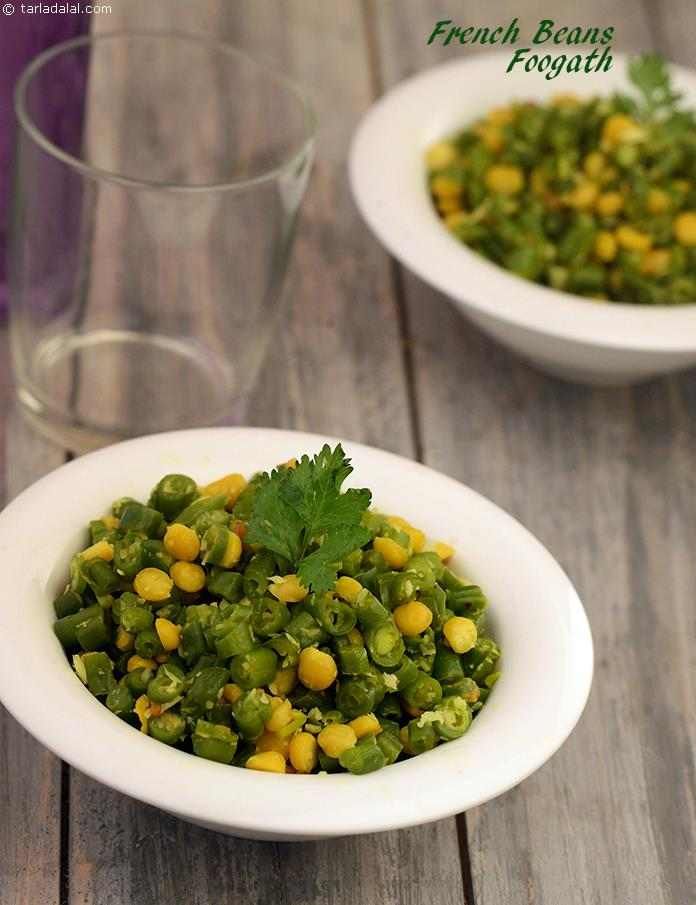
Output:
[
  {"xmin": 0, "ymin": 325, "xmax": 65, "ymax": 905},
  {"xmin": 65, "ymin": 4, "xmax": 463, "ymax": 905},
  {"xmin": 372, "ymin": 3, "xmax": 695, "ymax": 904}
]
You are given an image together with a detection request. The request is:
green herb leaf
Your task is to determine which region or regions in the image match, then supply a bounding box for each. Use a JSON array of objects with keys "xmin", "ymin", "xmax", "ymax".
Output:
[
  {"xmin": 629, "ymin": 53, "xmax": 681, "ymax": 117},
  {"xmin": 247, "ymin": 444, "xmax": 372, "ymax": 592}
]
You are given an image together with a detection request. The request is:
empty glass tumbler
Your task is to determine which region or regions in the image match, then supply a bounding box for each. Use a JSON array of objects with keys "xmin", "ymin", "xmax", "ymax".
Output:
[{"xmin": 9, "ymin": 32, "xmax": 314, "ymax": 449}]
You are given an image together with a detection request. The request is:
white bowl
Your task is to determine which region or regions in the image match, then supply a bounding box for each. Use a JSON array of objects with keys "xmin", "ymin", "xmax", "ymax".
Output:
[
  {"xmin": 0, "ymin": 427, "xmax": 592, "ymax": 840},
  {"xmin": 349, "ymin": 51, "xmax": 696, "ymax": 386}
]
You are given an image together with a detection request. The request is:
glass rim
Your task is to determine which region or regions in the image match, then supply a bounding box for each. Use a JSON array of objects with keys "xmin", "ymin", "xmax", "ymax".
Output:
[{"xmin": 14, "ymin": 29, "xmax": 316, "ymax": 193}]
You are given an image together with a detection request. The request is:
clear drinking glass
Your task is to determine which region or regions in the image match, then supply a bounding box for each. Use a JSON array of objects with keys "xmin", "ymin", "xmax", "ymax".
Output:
[{"xmin": 9, "ymin": 32, "xmax": 314, "ymax": 450}]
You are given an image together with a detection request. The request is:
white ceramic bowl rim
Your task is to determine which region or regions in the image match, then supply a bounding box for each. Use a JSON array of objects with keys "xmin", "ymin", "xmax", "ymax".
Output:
[
  {"xmin": 349, "ymin": 50, "xmax": 696, "ymax": 352},
  {"xmin": 0, "ymin": 428, "xmax": 593, "ymax": 837}
]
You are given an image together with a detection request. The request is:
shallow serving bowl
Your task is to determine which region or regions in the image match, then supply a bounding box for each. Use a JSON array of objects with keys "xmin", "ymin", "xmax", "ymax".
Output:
[
  {"xmin": 0, "ymin": 427, "xmax": 592, "ymax": 840},
  {"xmin": 350, "ymin": 51, "xmax": 696, "ymax": 386}
]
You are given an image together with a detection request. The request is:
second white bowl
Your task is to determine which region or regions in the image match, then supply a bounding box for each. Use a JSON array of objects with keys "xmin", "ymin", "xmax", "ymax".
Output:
[{"xmin": 350, "ymin": 52, "xmax": 696, "ymax": 385}]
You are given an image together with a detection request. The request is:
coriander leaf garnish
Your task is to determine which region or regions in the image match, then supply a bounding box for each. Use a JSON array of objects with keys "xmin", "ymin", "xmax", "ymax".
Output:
[
  {"xmin": 629, "ymin": 53, "xmax": 681, "ymax": 118},
  {"xmin": 246, "ymin": 444, "xmax": 371, "ymax": 593}
]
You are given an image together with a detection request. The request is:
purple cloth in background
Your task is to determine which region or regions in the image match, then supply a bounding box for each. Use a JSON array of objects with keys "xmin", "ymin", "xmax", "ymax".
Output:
[{"xmin": 0, "ymin": 13, "xmax": 89, "ymax": 314}]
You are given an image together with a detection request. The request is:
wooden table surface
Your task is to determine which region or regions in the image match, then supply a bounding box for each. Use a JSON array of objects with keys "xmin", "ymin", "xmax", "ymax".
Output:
[{"xmin": 2, "ymin": 2, "xmax": 695, "ymax": 903}]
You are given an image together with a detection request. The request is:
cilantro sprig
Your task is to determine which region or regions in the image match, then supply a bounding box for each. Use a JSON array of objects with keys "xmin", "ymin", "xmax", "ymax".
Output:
[
  {"xmin": 246, "ymin": 444, "xmax": 371, "ymax": 593},
  {"xmin": 628, "ymin": 53, "xmax": 682, "ymax": 118}
]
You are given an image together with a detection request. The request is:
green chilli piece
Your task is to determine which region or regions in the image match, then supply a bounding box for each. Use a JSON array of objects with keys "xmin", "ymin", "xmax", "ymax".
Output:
[
  {"xmin": 339, "ymin": 736, "xmax": 387, "ymax": 774},
  {"xmin": 232, "ymin": 689, "xmax": 272, "ymax": 740},
  {"xmin": 229, "ymin": 647, "xmax": 278, "ymax": 690},
  {"xmin": 74, "ymin": 651, "xmax": 116, "ymax": 696},
  {"xmin": 307, "ymin": 594, "xmax": 357, "ymax": 637},
  {"xmin": 150, "ymin": 712, "xmax": 187, "ymax": 746},
  {"xmin": 149, "ymin": 474, "xmax": 198, "ymax": 521},
  {"xmin": 192, "ymin": 719, "xmax": 238, "ymax": 763},
  {"xmin": 364, "ymin": 620, "xmax": 405, "ymax": 668}
]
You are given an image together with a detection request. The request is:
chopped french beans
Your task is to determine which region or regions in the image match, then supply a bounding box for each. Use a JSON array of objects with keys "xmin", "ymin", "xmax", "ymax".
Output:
[
  {"xmin": 426, "ymin": 54, "xmax": 696, "ymax": 304},
  {"xmin": 54, "ymin": 445, "xmax": 500, "ymax": 775}
]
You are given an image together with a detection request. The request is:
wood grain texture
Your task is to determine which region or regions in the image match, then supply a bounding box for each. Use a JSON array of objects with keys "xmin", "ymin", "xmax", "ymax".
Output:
[
  {"xmin": 64, "ymin": 4, "xmax": 463, "ymax": 905},
  {"xmin": 0, "ymin": 323, "xmax": 65, "ymax": 905},
  {"xmin": 371, "ymin": 2, "xmax": 696, "ymax": 903}
]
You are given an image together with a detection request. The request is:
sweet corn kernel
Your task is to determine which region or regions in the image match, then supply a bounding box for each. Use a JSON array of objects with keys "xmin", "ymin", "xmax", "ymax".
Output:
[
  {"xmin": 134, "ymin": 695, "xmax": 150, "ymax": 733},
  {"xmin": 149, "ymin": 702, "xmax": 162, "ymax": 717},
  {"xmin": 530, "ymin": 168, "xmax": 547, "ymax": 196},
  {"xmin": 223, "ymin": 683, "xmax": 243, "ymax": 705},
  {"xmin": 102, "ymin": 515, "xmax": 120, "ymax": 531},
  {"xmin": 487, "ymin": 105, "xmax": 516, "ymax": 125},
  {"xmin": 133, "ymin": 567, "xmax": 173, "ymax": 602},
  {"xmin": 80, "ymin": 540, "xmax": 114, "ymax": 562},
  {"xmin": 349, "ymin": 713, "xmax": 382, "ymax": 739},
  {"xmin": 551, "ymin": 92, "xmax": 579, "ymax": 107},
  {"xmin": 268, "ymin": 667, "xmax": 297, "ymax": 697},
  {"xmin": 298, "ymin": 647, "xmax": 337, "ymax": 691},
  {"xmin": 433, "ymin": 541, "xmax": 455, "ymax": 562},
  {"xmin": 155, "ymin": 617, "xmax": 181, "ymax": 652},
  {"xmin": 598, "ymin": 166, "xmax": 619, "ymax": 185},
  {"xmin": 431, "ymin": 175, "xmax": 462, "ymax": 198},
  {"xmin": 255, "ymin": 731, "xmax": 290, "ymax": 758},
  {"xmin": 616, "ymin": 225, "xmax": 652, "ymax": 252},
  {"xmin": 245, "ymin": 751, "xmax": 286, "ymax": 773},
  {"xmin": 444, "ymin": 210, "xmax": 468, "ymax": 230},
  {"xmin": 425, "ymin": 141, "xmax": 457, "ymax": 171},
  {"xmin": 641, "ymin": 248, "xmax": 671, "ymax": 276},
  {"xmin": 594, "ymin": 231, "xmax": 618, "ymax": 263},
  {"xmin": 479, "ymin": 125, "xmax": 504, "ymax": 153},
  {"xmin": 674, "ymin": 211, "xmax": 696, "ymax": 246},
  {"xmin": 127, "ymin": 655, "xmax": 157, "ymax": 672},
  {"xmin": 373, "ymin": 536, "xmax": 409, "ymax": 569},
  {"xmin": 485, "ymin": 164, "xmax": 524, "ymax": 195},
  {"xmin": 602, "ymin": 113, "xmax": 642, "ymax": 146},
  {"xmin": 170, "ymin": 561, "xmax": 206, "ymax": 593},
  {"xmin": 647, "ymin": 188, "xmax": 670, "ymax": 214},
  {"xmin": 443, "ymin": 616, "xmax": 478, "ymax": 654},
  {"xmin": 565, "ymin": 180, "xmax": 598, "ymax": 210},
  {"xmin": 317, "ymin": 723, "xmax": 357, "ymax": 758},
  {"xmin": 200, "ymin": 473, "xmax": 247, "ymax": 511},
  {"xmin": 386, "ymin": 516, "xmax": 426, "ymax": 553},
  {"xmin": 163, "ymin": 524, "xmax": 200, "ymax": 562},
  {"xmin": 394, "ymin": 601, "xmax": 433, "ymax": 637},
  {"xmin": 282, "ymin": 457, "xmax": 298, "ymax": 469},
  {"xmin": 583, "ymin": 151, "xmax": 606, "ymax": 178},
  {"xmin": 270, "ymin": 573, "xmax": 308, "ymax": 603},
  {"xmin": 595, "ymin": 192, "xmax": 624, "ymax": 217},
  {"xmin": 288, "ymin": 731, "xmax": 318, "ymax": 773},
  {"xmin": 346, "ymin": 627, "xmax": 364, "ymax": 646},
  {"xmin": 115, "ymin": 626, "xmax": 134, "ymax": 652},
  {"xmin": 266, "ymin": 697, "xmax": 294, "ymax": 733},
  {"xmin": 334, "ymin": 576, "xmax": 363, "ymax": 604},
  {"xmin": 436, "ymin": 197, "xmax": 462, "ymax": 215}
]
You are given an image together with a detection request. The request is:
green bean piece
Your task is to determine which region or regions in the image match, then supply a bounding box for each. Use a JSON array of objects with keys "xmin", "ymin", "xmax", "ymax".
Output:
[
  {"xmin": 207, "ymin": 568, "xmax": 244, "ymax": 603},
  {"xmin": 53, "ymin": 589, "xmax": 83, "ymax": 619},
  {"xmin": 155, "ymin": 601, "xmax": 183, "ymax": 624},
  {"xmin": 213, "ymin": 610, "xmax": 255, "ymax": 659},
  {"xmin": 375, "ymin": 722, "xmax": 403, "ymax": 765},
  {"xmin": 405, "ymin": 627, "xmax": 437, "ymax": 673},
  {"xmin": 390, "ymin": 656, "xmax": 419, "ymax": 691},
  {"xmin": 266, "ymin": 633, "xmax": 301, "ymax": 669},
  {"xmin": 232, "ymin": 688, "xmax": 272, "ymax": 740},
  {"xmin": 460, "ymin": 637, "xmax": 501, "ymax": 683},
  {"xmin": 406, "ymin": 552, "xmax": 444, "ymax": 584},
  {"xmin": 134, "ymin": 628, "xmax": 164, "ymax": 660},
  {"xmin": 106, "ymin": 682, "xmax": 134, "ymax": 718},
  {"xmin": 252, "ymin": 596, "xmax": 291, "ymax": 638},
  {"xmin": 141, "ymin": 539, "xmax": 175, "ymax": 573},
  {"xmin": 81, "ymin": 559, "xmax": 119, "ymax": 596},
  {"xmin": 119, "ymin": 600, "xmax": 154, "ymax": 634},
  {"xmin": 418, "ymin": 584, "xmax": 448, "ymax": 631},
  {"xmin": 111, "ymin": 496, "xmax": 137, "ymax": 518},
  {"xmin": 150, "ymin": 712, "xmax": 187, "ymax": 746},
  {"xmin": 180, "ymin": 620, "xmax": 207, "ymax": 666},
  {"xmin": 433, "ymin": 647, "xmax": 465, "ymax": 685},
  {"xmin": 360, "ymin": 550, "xmax": 389, "ymax": 574},
  {"xmin": 201, "ymin": 524, "xmax": 233, "ymax": 566},
  {"xmin": 400, "ymin": 672, "xmax": 442, "ymax": 712},
  {"xmin": 339, "ymin": 548, "xmax": 363, "ymax": 577},
  {"xmin": 442, "ymin": 676, "xmax": 480, "ymax": 703},
  {"xmin": 317, "ymin": 750, "xmax": 341, "ymax": 773},
  {"xmin": 243, "ymin": 551, "xmax": 276, "ymax": 598},
  {"xmin": 307, "ymin": 594, "xmax": 357, "ymax": 637},
  {"xmin": 352, "ymin": 566, "xmax": 380, "ymax": 594},
  {"xmin": 339, "ymin": 736, "xmax": 387, "ymax": 775},
  {"xmin": 147, "ymin": 664, "xmax": 186, "ymax": 704},
  {"xmin": 361, "ymin": 510, "xmax": 387, "ymax": 538},
  {"xmin": 230, "ymin": 472, "xmax": 267, "ymax": 522},
  {"xmin": 112, "ymin": 532, "xmax": 146, "ymax": 579},
  {"xmin": 334, "ymin": 637, "xmax": 371, "ymax": 676},
  {"xmin": 335, "ymin": 673, "xmax": 384, "ymax": 719},
  {"xmin": 289, "ymin": 686, "xmax": 331, "ymax": 713},
  {"xmin": 376, "ymin": 694, "xmax": 402, "ymax": 721},
  {"xmin": 406, "ymin": 718, "xmax": 439, "ymax": 754},
  {"xmin": 192, "ymin": 719, "xmax": 238, "ymax": 763},
  {"xmin": 353, "ymin": 588, "xmax": 390, "ymax": 630},
  {"xmin": 432, "ymin": 696, "xmax": 472, "ymax": 740},
  {"xmin": 365, "ymin": 621, "xmax": 405, "ymax": 668},
  {"xmin": 124, "ymin": 666, "xmax": 155, "ymax": 696},
  {"xmin": 446, "ymin": 584, "xmax": 488, "ymax": 623},
  {"xmin": 377, "ymin": 571, "xmax": 418, "ymax": 608},
  {"xmin": 75, "ymin": 651, "xmax": 116, "ymax": 696},
  {"xmin": 149, "ymin": 473, "xmax": 198, "ymax": 521},
  {"xmin": 180, "ymin": 666, "xmax": 228, "ymax": 720},
  {"xmin": 229, "ymin": 647, "xmax": 278, "ymax": 690},
  {"xmin": 175, "ymin": 493, "xmax": 227, "ymax": 528},
  {"xmin": 118, "ymin": 501, "xmax": 165, "ymax": 539},
  {"xmin": 89, "ymin": 519, "xmax": 112, "ymax": 544},
  {"xmin": 74, "ymin": 609, "xmax": 111, "ymax": 651},
  {"xmin": 190, "ymin": 508, "xmax": 230, "ymax": 537},
  {"xmin": 286, "ymin": 608, "xmax": 328, "ymax": 649}
]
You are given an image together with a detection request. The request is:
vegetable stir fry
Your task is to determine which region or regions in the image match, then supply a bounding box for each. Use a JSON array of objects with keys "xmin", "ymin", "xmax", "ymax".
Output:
[
  {"xmin": 426, "ymin": 55, "xmax": 696, "ymax": 304},
  {"xmin": 54, "ymin": 446, "xmax": 500, "ymax": 775}
]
